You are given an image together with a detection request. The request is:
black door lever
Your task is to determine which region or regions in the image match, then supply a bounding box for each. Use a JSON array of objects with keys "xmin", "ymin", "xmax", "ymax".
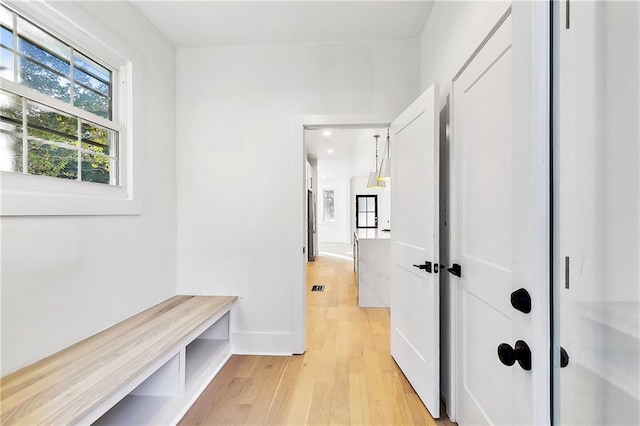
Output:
[
  {"xmin": 447, "ymin": 263, "xmax": 462, "ymax": 277},
  {"xmin": 412, "ymin": 261, "xmax": 432, "ymax": 273}
]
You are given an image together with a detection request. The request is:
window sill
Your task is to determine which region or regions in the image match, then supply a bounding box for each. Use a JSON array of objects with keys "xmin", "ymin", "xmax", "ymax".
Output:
[{"xmin": 0, "ymin": 172, "xmax": 141, "ymax": 216}]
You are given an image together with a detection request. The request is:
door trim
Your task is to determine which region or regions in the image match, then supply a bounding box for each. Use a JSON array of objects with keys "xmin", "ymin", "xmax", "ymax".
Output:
[
  {"xmin": 293, "ymin": 114, "xmax": 391, "ymax": 355},
  {"xmin": 511, "ymin": 2, "xmax": 552, "ymax": 423}
]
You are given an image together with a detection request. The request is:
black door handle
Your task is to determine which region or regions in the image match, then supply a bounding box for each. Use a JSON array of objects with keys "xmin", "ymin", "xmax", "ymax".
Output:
[
  {"xmin": 497, "ymin": 340, "xmax": 531, "ymax": 371},
  {"xmin": 412, "ymin": 261, "xmax": 432, "ymax": 273},
  {"xmin": 510, "ymin": 288, "xmax": 532, "ymax": 313},
  {"xmin": 447, "ymin": 263, "xmax": 462, "ymax": 277}
]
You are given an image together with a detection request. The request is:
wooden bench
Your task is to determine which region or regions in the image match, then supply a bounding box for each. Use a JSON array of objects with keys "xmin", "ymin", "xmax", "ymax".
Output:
[{"xmin": 0, "ymin": 295, "xmax": 237, "ymax": 425}]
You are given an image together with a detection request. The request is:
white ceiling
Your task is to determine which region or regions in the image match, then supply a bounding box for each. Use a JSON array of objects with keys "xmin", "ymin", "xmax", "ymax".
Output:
[
  {"xmin": 131, "ymin": 1, "xmax": 434, "ymax": 46},
  {"xmin": 305, "ymin": 127, "xmax": 388, "ymax": 181}
]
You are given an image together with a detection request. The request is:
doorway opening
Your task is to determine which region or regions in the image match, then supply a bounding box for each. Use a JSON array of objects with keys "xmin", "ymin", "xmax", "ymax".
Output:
[{"xmin": 303, "ymin": 125, "xmax": 390, "ymax": 260}]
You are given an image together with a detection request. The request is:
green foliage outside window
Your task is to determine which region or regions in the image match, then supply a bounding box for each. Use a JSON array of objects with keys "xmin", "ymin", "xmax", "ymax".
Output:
[{"xmin": 0, "ymin": 6, "xmax": 115, "ymax": 184}]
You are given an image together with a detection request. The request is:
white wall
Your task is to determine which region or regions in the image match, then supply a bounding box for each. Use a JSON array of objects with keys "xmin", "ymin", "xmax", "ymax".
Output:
[
  {"xmin": 0, "ymin": 1, "xmax": 177, "ymax": 375},
  {"xmin": 419, "ymin": 0, "xmax": 510, "ymax": 413},
  {"xmin": 318, "ymin": 178, "xmax": 350, "ymax": 243},
  {"xmin": 420, "ymin": 1, "xmax": 510, "ymax": 104},
  {"xmin": 176, "ymin": 40, "xmax": 419, "ymax": 354}
]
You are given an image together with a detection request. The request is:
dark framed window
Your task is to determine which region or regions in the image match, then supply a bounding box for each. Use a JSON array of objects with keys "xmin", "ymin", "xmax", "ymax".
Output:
[{"xmin": 356, "ymin": 195, "xmax": 377, "ymax": 228}]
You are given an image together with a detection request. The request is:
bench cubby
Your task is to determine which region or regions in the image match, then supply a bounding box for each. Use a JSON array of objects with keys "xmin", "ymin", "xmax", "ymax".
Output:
[{"xmin": 0, "ymin": 295, "xmax": 236, "ymax": 426}]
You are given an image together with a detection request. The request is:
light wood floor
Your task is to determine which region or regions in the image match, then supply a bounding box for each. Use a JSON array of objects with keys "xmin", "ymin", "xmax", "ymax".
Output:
[{"xmin": 179, "ymin": 255, "xmax": 455, "ymax": 425}]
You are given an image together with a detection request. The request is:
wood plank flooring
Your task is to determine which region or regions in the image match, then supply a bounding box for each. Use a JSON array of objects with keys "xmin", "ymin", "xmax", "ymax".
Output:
[{"xmin": 179, "ymin": 255, "xmax": 455, "ymax": 425}]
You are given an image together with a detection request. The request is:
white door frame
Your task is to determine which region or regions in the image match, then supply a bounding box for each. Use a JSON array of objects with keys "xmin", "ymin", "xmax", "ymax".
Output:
[
  {"xmin": 510, "ymin": 2, "xmax": 552, "ymax": 423},
  {"xmin": 292, "ymin": 114, "xmax": 392, "ymax": 354},
  {"xmin": 449, "ymin": 2, "xmax": 551, "ymax": 424}
]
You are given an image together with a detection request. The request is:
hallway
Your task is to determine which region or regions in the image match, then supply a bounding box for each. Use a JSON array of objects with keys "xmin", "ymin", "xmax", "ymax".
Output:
[{"xmin": 179, "ymin": 255, "xmax": 454, "ymax": 425}]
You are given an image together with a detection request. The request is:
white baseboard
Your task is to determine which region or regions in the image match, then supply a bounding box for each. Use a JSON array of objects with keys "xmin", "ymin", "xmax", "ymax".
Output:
[{"xmin": 231, "ymin": 331, "xmax": 294, "ymax": 356}]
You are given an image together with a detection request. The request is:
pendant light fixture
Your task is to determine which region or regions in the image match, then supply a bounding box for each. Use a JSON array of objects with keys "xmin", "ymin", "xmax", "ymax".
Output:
[
  {"xmin": 367, "ymin": 134, "xmax": 386, "ymax": 189},
  {"xmin": 377, "ymin": 128, "xmax": 391, "ymax": 181}
]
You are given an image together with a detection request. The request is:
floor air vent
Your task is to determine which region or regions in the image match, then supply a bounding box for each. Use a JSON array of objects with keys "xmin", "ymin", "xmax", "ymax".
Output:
[{"xmin": 311, "ymin": 285, "xmax": 325, "ymax": 292}]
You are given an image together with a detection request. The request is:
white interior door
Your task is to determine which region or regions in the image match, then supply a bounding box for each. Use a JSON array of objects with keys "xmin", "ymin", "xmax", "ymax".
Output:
[
  {"xmin": 390, "ymin": 84, "xmax": 440, "ymax": 418},
  {"xmin": 452, "ymin": 12, "xmax": 514, "ymax": 425},
  {"xmin": 452, "ymin": 5, "xmax": 551, "ymax": 425}
]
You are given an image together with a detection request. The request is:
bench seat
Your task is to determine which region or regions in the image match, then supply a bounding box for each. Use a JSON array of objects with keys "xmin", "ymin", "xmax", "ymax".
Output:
[{"xmin": 0, "ymin": 295, "xmax": 237, "ymax": 425}]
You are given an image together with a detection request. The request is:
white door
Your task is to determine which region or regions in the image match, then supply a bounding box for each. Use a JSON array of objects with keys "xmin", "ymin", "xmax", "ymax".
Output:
[
  {"xmin": 452, "ymin": 5, "xmax": 550, "ymax": 425},
  {"xmin": 390, "ymin": 84, "xmax": 440, "ymax": 418}
]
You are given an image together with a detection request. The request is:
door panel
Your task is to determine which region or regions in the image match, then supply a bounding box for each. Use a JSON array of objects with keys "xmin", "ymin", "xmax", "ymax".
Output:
[
  {"xmin": 462, "ymin": 291, "xmax": 512, "ymax": 425},
  {"xmin": 390, "ymin": 84, "xmax": 440, "ymax": 417}
]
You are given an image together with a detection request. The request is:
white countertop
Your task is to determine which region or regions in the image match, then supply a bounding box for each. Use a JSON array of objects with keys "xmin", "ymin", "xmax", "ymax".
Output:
[{"xmin": 355, "ymin": 228, "xmax": 391, "ymax": 240}]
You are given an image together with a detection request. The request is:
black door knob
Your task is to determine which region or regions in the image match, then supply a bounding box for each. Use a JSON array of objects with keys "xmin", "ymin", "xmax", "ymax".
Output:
[
  {"xmin": 510, "ymin": 288, "xmax": 532, "ymax": 313},
  {"xmin": 560, "ymin": 346, "xmax": 569, "ymax": 368},
  {"xmin": 497, "ymin": 340, "xmax": 531, "ymax": 371}
]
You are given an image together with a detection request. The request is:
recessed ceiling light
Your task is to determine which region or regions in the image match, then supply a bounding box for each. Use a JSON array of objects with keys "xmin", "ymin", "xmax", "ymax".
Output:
[
  {"xmin": 328, "ymin": 149, "xmax": 334, "ymax": 154},
  {"xmin": 323, "ymin": 130, "xmax": 332, "ymax": 137}
]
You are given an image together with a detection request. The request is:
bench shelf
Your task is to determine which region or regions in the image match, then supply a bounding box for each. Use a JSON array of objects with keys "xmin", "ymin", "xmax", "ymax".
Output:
[{"xmin": 0, "ymin": 295, "xmax": 237, "ymax": 426}]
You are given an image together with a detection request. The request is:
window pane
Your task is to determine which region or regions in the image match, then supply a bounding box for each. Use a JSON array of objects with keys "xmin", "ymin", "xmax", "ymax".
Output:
[
  {"xmin": 74, "ymin": 68, "xmax": 109, "ymax": 96},
  {"xmin": 1, "ymin": 25, "xmax": 12, "ymax": 48},
  {"xmin": 323, "ymin": 190, "xmax": 335, "ymax": 221},
  {"xmin": 17, "ymin": 17, "xmax": 69, "ymax": 61},
  {"xmin": 73, "ymin": 84, "xmax": 109, "ymax": 119},
  {"xmin": 0, "ymin": 5, "xmax": 13, "ymax": 30},
  {"xmin": 18, "ymin": 37, "xmax": 70, "ymax": 75},
  {"xmin": 366, "ymin": 212, "xmax": 375, "ymax": 227},
  {"xmin": 27, "ymin": 101, "xmax": 77, "ymax": 145},
  {"xmin": 81, "ymin": 121, "xmax": 113, "ymax": 155},
  {"xmin": 27, "ymin": 140, "xmax": 77, "ymax": 179},
  {"xmin": 1, "ymin": 47, "xmax": 13, "ymax": 81},
  {"xmin": 358, "ymin": 196, "xmax": 366, "ymax": 212},
  {"xmin": 0, "ymin": 90, "xmax": 22, "ymax": 122},
  {"xmin": 81, "ymin": 152, "xmax": 110, "ymax": 184},
  {"xmin": 367, "ymin": 197, "xmax": 375, "ymax": 211},
  {"xmin": 74, "ymin": 53, "xmax": 110, "ymax": 83},
  {"xmin": 0, "ymin": 122, "xmax": 22, "ymax": 172},
  {"xmin": 18, "ymin": 56, "xmax": 71, "ymax": 102},
  {"xmin": 358, "ymin": 212, "xmax": 366, "ymax": 227}
]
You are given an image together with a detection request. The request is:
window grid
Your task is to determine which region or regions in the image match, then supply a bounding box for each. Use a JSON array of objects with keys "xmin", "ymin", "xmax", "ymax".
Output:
[
  {"xmin": 356, "ymin": 195, "xmax": 378, "ymax": 229},
  {"xmin": 0, "ymin": 4, "xmax": 119, "ymax": 186},
  {"xmin": 1, "ymin": 90, "xmax": 118, "ymax": 184},
  {"xmin": 0, "ymin": 8, "xmax": 113, "ymax": 120}
]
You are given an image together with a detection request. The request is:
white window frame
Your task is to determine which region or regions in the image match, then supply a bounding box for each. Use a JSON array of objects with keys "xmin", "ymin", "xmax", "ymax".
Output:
[
  {"xmin": 0, "ymin": 1, "xmax": 137, "ymax": 216},
  {"xmin": 321, "ymin": 188, "xmax": 336, "ymax": 223}
]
